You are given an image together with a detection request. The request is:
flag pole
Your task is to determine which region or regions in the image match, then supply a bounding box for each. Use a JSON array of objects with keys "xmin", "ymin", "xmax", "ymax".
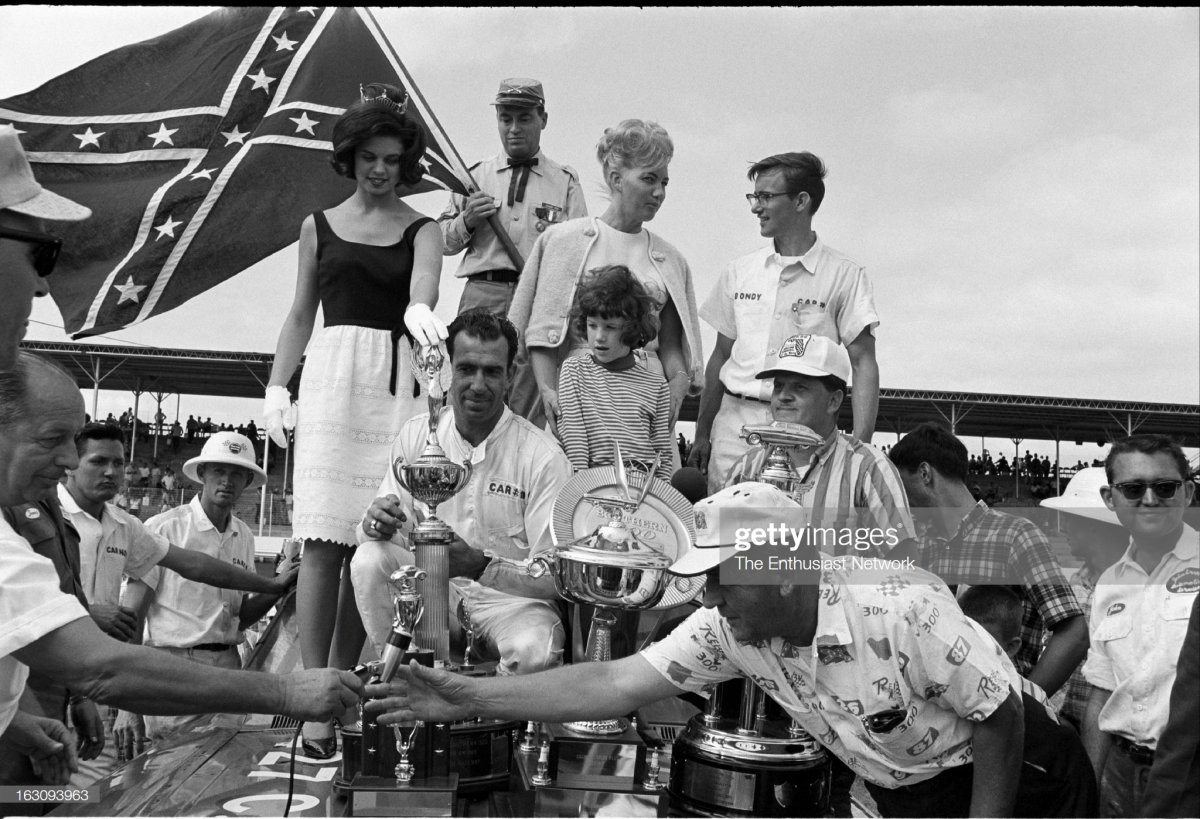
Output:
[{"xmin": 361, "ymin": 7, "xmax": 525, "ymax": 271}]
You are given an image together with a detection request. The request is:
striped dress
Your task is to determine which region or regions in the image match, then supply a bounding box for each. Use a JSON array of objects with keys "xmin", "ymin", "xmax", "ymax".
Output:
[
  {"xmin": 556, "ymin": 353, "xmax": 673, "ymax": 481},
  {"xmin": 725, "ymin": 432, "xmax": 917, "ymax": 557}
]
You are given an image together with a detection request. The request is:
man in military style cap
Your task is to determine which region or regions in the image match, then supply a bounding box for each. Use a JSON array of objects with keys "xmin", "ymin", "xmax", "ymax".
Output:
[{"xmin": 438, "ymin": 78, "xmax": 587, "ymax": 425}]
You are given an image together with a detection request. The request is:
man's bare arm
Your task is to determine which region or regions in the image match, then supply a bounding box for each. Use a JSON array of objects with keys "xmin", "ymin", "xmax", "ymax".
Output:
[
  {"xmin": 1027, "ymin": 615, "xmax": 1088, "ymax": 695},
  {"xmin": 367, "ymin": 653, "xmax": 682, "ymax": 726},
  {"xmin": 12, "ymin": 617, "xmax": 358, "ymax": 721},
  {"xmin": 846, "ymin": 329, "xmax": 878, "ymax": 443},
  {"xmin": 159, "ymin": 544, "xmax": 293, "ymax": 595}
]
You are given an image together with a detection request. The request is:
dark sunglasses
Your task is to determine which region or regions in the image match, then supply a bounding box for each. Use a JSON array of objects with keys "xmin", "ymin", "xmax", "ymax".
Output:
[
  {"xmin": 0, "ymin": 225, "xmax": 62, "ymax": 278},
  {"xmin": 1110, "ymin": 480, "xmax": 1184, "ymax": 501}
]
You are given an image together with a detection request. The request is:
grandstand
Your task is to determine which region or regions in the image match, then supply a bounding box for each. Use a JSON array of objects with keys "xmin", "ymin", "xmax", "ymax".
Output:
[{"xmin": 21, "ymin": 338, "xmax": 1200, "ymax": 534}]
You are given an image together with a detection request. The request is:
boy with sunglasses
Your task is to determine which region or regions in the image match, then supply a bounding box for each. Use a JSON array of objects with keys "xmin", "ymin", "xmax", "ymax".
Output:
[
  {"xmin": 1081, "ymin": 434, "xmax": 1198, "ymax": 817},
  {"xmin": 0, "ymin": 124, "xmax": 89, "ymax": 370}
]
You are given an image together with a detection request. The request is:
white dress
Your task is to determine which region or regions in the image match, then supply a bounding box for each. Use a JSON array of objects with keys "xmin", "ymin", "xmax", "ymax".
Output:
[{"xmin": 292, "ymin": 213, "xmax": 443, "ymax": 547}]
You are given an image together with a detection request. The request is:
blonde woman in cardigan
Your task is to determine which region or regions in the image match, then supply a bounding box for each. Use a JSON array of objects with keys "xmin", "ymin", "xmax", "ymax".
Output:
[{"xmin": 509, "ymin": 119, "xmax": 703, "ymax": 447}]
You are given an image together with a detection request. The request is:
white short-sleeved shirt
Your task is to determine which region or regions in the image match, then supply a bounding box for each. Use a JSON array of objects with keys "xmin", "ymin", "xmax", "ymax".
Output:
[
  {"xmin": 700, "ymin": 238, "xmax": 879, "ymax": 399},
  {"xmin": 359, "ymin": 407, "xmax": 571, "ymax": 601},
  {"xmin": 140, "ymin": 497, "xmax": 255, "ymax": 648},
  {"xmin": 57, "ymin": 484, "xmax": 170, "ymax": 607},
  {"xmin": 0, "ymin": 517, "xmax": 90, "ymax": 734},
  {"xmin": 1082, "ymin": 526, "xmax": 1199, "ymax": 748},
  {"xmin": 641, "ymin": 561, "xmax": 1020, "ymax": 788}
]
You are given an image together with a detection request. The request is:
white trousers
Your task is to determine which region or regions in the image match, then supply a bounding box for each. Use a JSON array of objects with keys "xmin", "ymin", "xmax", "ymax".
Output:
[
  {"xmin": 351, "ymin": 541, "xmax": 564, "ymax": 676},
  {"xmin": 707, "ymin": 394, "xmax": 774, "ymax": 494}
]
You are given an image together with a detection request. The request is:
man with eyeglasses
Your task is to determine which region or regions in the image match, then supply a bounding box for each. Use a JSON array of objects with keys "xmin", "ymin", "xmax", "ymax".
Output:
[
  {"xmin": 689, "ymin": 151, "xmax": 880, "ymax": 495},
  {"xmin": 1081, "ymin": 434, "xmax": 1198, "ymax": 817},
  {"xmin": 0, "ymin": 125, "xmax": 85, "ymax": 371}
]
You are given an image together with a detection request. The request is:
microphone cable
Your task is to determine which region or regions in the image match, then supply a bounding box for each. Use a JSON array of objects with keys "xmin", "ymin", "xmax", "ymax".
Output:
[{"xmin": 282, "ymin": 722, "xmax": 302, "ymax": 817}]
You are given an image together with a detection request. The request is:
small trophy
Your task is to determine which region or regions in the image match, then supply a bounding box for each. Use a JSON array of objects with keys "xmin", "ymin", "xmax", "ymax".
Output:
[
  {"xmin": 739, "ymin": 421, "xmax": 824, "ymax": 501},
  {"xmin": 384, "ymin": 566, "xmax": 426, "ymax": 785},
  {"xmin": 394, "ymin": 344, "xmax": 473, "ymax": 663}
]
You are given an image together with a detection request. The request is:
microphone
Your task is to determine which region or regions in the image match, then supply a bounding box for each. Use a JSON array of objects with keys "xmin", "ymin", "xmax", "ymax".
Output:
[{"xmin": 671, "ymin": 467, "xmax": 708, "ymax": 503}]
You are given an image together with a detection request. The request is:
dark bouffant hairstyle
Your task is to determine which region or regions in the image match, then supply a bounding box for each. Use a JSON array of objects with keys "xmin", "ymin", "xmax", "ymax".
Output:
[
  {"xmin": 747, "ymin": 152, "xmax": 827, "ymax": 214},
  {"xmin": 888, "ymin": 421, "xmax": 970, "ymax": 483},
  {"xmin": 330, "ymin": 83, "xmax": 426, "ymax": 187},
  {"xmin": 1104, "ymin": 434, "xmax": 1190, "ymax": 483},
  {"xmin": 570, "ymin": 265, "xmax": 660, "ymax": 350},
  {"xmin": 75, "ymin": 422, "xmax": 125, "ymax": 457},
  {"xmin": 447, "ymin": 307, "xmax": 520, "ymax": 368}
]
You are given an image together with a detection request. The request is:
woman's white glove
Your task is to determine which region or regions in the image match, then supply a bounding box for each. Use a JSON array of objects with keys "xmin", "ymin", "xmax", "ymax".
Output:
[
  {"xmin": 263, "ymin": 385, "xmax": 295, "ymax": 448},
  {"xmin": 404, "ymin": 303, "xmax": 449, "ymax": 348}
]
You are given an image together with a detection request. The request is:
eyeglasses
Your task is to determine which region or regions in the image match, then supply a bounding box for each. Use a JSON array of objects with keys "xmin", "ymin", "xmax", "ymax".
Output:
[
  {"xmin": 1110, "ymin": 480, "xmax": 1184, "ymax": 501},
  {"xmin": 0, "ymin": 226, "xmax": 62, "ymax": 278},
  {"xmin": 745, "ymin": 191, "xmax": 796, "ymax": 205}
]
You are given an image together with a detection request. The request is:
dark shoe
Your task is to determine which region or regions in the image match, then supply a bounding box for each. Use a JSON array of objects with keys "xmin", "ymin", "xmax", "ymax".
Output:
[{"xmin": 301, "ymin": 733, "xmax": 337, "ymax": 760}]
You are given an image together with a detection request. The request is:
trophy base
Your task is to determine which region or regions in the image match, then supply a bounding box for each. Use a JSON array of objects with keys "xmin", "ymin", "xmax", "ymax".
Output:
[
  {"xmin": 516, "ymin": 720, "xmax": 660, "ymax": 793},
  {"xmin": 346, "ymin": 773, "xmax": 459, "ymax": 817}
]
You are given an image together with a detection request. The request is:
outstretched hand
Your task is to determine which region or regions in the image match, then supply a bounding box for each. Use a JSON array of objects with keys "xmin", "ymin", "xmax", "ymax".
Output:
[
  {"xmin": 364, "ymin": 660, "xmax": 477, "ymax": 726},
  {"xmin": 280, "ymin": 668, "xmax": 364, "ymax": 722},
  {"xmin": 2, "ymin": 711, "xmax": 78, "ymax": 785}
]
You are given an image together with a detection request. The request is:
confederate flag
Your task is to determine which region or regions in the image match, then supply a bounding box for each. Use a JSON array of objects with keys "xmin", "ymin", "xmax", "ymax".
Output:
[{"xmin": 0, "ymin": 7, "xmax": 470, "ymax": 337}]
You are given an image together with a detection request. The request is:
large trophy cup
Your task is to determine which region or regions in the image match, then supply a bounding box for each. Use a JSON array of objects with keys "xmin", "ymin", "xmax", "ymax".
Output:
[
  {"xmin": 391, "ymin": 344, "xmax": 472, "ymax": 663},
  {"xmin": 666, "ymin": 419, "xmax": 830, "ymax": 817},
  {"xmin": 519, "ymin": 442, "xmax": 701, "ymax": 800}
]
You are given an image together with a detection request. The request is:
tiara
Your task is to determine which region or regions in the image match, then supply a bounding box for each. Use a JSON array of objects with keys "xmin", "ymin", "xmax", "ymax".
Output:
[{"xmin": 359, "ymin": 83, "xmax": 409, "ymax": 115}]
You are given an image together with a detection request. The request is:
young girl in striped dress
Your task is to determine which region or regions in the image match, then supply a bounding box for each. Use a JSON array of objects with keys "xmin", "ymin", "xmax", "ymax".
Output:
[{"xmin": 556, "ymin": 265, "xmax": 674, "ymax": 481}]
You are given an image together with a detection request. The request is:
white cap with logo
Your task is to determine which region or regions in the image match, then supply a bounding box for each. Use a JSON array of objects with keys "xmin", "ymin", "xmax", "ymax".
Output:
[
  {"xmin": 756, "ymin": 334, "xmax": 851, "ymax": 383},
  {"xmin": 669, "ymin": 482, "xmax": 804, "ymax": 576}
]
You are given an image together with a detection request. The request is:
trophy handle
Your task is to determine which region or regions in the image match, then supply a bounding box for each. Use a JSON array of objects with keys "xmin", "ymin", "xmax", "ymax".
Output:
[
  {"xmin": 526, "ymin": 554, "xmax": 553, "ymax": 579},
  {"xmin": 454, "ymin": 460, "xmax": 473, "ymax": 492},
  {"xmin": 392, "ymin": 456, "xmax": 412, "ymax": 495}
]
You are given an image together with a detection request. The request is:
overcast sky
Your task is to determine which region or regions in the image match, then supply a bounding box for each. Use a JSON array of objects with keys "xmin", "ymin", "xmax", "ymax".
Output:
[{"xmin": 3, "ymin": 6, "xmax": 1197, "ymax": 462}]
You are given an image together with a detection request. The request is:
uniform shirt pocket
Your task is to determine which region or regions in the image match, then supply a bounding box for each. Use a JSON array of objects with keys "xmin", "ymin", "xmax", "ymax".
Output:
[{"xmin": 1093, "ymin": 612, "xmax": 1132, "ymax": 642}]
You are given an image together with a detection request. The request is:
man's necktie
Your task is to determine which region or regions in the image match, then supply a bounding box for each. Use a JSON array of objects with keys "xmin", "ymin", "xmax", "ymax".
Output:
[{"xmin": 506, "ymin": 157, "xmax": 539, "ymax": 207}]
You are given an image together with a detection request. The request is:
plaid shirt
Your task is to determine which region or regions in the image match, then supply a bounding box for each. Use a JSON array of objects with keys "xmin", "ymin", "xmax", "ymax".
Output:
[
  {"xmin": 917, "ymin": 501, "xmax": 1083, "ymax": 676},
  {"xmin": 1058, "ymin": 564, "xmax": 1099, "ymax": 727}
]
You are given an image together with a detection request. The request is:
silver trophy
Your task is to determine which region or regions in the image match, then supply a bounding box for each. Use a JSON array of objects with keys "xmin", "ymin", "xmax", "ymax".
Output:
[
  {"xmin": 393, "ymin": 344, "xmax": 472, "ymax": 663},
  {"xmin": 740, "ymin": 421, "xmax": 825, "ymax": 500},
  {"xmin": 384, "ymin": 566, "xmax": 426, "ymax": 784},
  {"xmin": 528, "ymin": 443, "xmax": 677, "ymax": 735}
]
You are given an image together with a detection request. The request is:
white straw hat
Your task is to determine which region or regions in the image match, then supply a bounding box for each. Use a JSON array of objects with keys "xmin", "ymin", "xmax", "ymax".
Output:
[
  {"xmin": 183, "ymin": 432, "xmax": 267, "ymax": 490},
  {"xmin": 1040, "ymin": 467, "xmax": 1119, "ymax": 526}
]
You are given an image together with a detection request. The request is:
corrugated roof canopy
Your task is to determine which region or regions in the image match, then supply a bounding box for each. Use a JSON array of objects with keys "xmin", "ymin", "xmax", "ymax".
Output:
[{"xmin": 22, "ymin": 339, "xmax": 1199, "ymax": 447}]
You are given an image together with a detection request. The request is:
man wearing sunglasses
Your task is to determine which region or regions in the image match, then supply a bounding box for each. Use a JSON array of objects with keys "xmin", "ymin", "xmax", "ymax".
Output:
[
  {"xmin": 689, "ymin": 151, "xmax": 881, "ymax": 495},
  {"xmin": 1081, "ymin": 434, "xmax": 1197, "ymax": 817},
  {"xmin": 0, "ymin": 124, "xmax": 90, "ymax": 371}
]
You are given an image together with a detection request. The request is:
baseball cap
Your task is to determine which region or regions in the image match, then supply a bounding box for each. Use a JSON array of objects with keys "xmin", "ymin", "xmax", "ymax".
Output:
[
  {"xmin": 492, "ymin": 78, "xmax": 545, "ymax": 108},
  {"xmin": 183, "ymin": 432, "xmax": 268, "ymax": 490},
  {"xmin": 0, "ymin": 125, "xmax": 91, "ymax": 221},
  {"xmin": 669, "ymin": 482, "xmax": 803, "ymax": 576},
  {"xmin": 1040, "ymin": 467, "xmax": 1120, "ymax": 526},
  {"xmin": 756, "ymin": 334, "xmax": 851, "ymax": 383}
]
